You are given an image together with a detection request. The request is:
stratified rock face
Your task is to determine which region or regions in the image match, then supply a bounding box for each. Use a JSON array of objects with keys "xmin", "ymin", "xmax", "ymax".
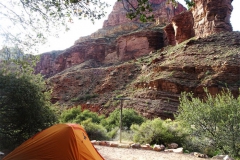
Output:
[
  {"xmin": 103, "ymin": 0, "xmax": 186, "ymax": 28},
  {"xmin": 35, "ymin": 29, "xmax": 164, "ymax": 78},
  {"xmin": 117, "ymin": 30, "xmax": 164, "ymax": 61},
  {"xmin": 192, "ymin": 0, "xmax": 233, "ymax": 37},
  {"xmin": 164, "ymin": 11, "xmax": 195, "ymax": 45},
  {"xmin": 35, "ymin": 39, "xmax": 115, "ymax": 78}
]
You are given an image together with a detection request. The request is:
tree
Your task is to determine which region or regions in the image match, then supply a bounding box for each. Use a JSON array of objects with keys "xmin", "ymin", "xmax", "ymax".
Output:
[
  {"xmin": 0, "ymin": 50, "xmax": 57, "ymax": 150},
  {"xmin": 176, "ymin": 89, "xmax": 240, "ymax": 157}
]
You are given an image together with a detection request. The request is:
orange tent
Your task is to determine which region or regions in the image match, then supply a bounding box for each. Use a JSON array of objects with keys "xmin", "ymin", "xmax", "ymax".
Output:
[{"xmin": 3, "ymin": 123, "xmax": 104, "ymax": 160}]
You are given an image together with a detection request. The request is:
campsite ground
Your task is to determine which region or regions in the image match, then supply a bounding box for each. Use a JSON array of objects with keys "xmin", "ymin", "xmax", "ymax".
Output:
[{"xmin": 95, "ymin": 145, "xmax": 209, "ymax": 160}]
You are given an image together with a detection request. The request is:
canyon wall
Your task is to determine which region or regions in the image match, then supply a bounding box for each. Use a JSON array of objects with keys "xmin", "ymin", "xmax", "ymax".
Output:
[
  {"xmin": 35, "ymin": 0, "xmax": 186, "ymax": 78},
  {"xmin": 164, "ymin": 0, "xmax": 233, "ymax": 45}
]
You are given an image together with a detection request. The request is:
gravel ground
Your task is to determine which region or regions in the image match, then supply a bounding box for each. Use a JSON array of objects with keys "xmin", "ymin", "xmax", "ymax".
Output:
[{"xmin": 95, "ymin": 145, "xmax": 209, "ymax": 160}]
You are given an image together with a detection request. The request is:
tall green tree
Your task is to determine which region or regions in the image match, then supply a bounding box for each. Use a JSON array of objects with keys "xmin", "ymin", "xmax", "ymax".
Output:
[{"xmin": 0, "ymin": 49, "xmax": 57, "ymax": 150}]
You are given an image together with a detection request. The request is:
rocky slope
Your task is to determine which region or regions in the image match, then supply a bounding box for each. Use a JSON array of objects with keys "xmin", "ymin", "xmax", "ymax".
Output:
[
  {"xmin": 36, "ymin": 0, "xmax": 239, "ymax": 119},
  {"xmin": 47, "ymin": 31, "xmax": 240, "ymax": 119}
]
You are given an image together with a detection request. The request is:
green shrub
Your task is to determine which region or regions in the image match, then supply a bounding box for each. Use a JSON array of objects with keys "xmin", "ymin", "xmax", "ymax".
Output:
[
  {"xmin": 59, "ymin": 106, "xmax": 82, "ymax": 123},
  {"xmin": 131, "ymin": 118, "xmax": 187, "ymax": 145},
  {"xmin": 102, "ymin": 108, "xmax": 145, "ymax": 131},
  {"xmin": 81, "ymin": 119, "xmax": 109, "ymax": 141},
  {"xmin": 176, "ymin": 89, "xmax": 240, "ymax": 157},
  {"xmin": 60, "ymin": 106, "xmax": 104, "ymax": 124}
]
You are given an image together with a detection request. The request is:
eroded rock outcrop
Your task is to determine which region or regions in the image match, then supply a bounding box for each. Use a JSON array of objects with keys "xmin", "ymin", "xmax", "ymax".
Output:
[
  {"xmin": 164, "ymin": 0, "xmax": 233, "ymax": 45},
  {"xmin": 192, "ymin": 0, "xmax": 233, "ymax": 37},
  {"xmin": 164, "ymin": 11, "xmax": 194, "ymax": 45}
]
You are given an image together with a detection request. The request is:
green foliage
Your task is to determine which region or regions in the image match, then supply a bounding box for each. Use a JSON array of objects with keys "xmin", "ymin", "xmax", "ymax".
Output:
[
  {"xmin": 59, "ymin": 106, "xmax": 104, "ymax": 124},
  {"xmin": 176, "ymin": 89, "xmax": 240, "ymax": 157},
  {"xmin": 59, "ymin": 106, "xmax": 82, "ymax": 123},
  {"xmin": 0, "ymin": 60, "xmax": 57, "ymax": 150},
  {"xmin": 118, "ymin": 0, "xmax": 154, "ymax": 22},
  {"xmin": 131, "ymin": 118, "xmax": 187, "ymax": 145},
  {"xmin": 102, "ymin": 108, "xmax": 145, "ymax": 131},
  {"xmin": 81, "ymin": 119, "xmax": 109, "ymax": 141}
]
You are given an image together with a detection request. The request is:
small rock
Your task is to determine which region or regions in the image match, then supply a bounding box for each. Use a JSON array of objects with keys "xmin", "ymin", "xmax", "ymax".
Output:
[
  {"xmin": 164, "ymin": 147, "xmax": 183, "ymax": 153},
  {"xmin": 109, "ymin": 143, "xmax": 118, "ymax": 147},
  {"xmin": 167, "ymin": 143, "xmax": 178, "ymax": 149},
  {"xmin": 131, "ymin": 143, "xmax": 141, "ymax": 149},
  {"xmin": 141, "ymin": 144, "xmax": 152, "ymax": 150},
  {"xmin": 193, "ymin": 152, "xmax": 208, "ymax": 158},
  {"xmin": 99, "ymin": 141, "xmax": 108, "ymax": 146},
  {"xmin": 153, "ymin": 144, "xmax": 165, "ymax": 151},
  {"xmin": 118, "ymin": 144, "xmax": 130, "ymax": 148},
  {"xmin": 212, "ymin": 155, "xmax": 234, "ymax": 160}
]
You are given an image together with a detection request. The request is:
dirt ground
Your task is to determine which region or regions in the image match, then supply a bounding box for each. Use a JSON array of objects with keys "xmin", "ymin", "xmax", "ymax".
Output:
[{"xmin": 95, "ymin": 145, "xmax": 209, "ymax": 160}]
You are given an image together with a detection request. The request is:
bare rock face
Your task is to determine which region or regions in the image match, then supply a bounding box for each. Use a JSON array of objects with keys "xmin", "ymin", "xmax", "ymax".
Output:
[
  {"xmin": 192, "ymin": 0, "xmax": 233, "ymax": 37},
  {"xmin": 116, "ymin": 29, "xmax": 164, "ymax": 61},
  {"xmin": 35, "ymin": 39, "xmax": 115, "ymax": 78},
  {"xmin": 164, "ymin": 0, "xmax": 233, "ymax": 46},
  {"xmin": 164, "ymin": 11, "xmax": 195, "ymax": 45}
]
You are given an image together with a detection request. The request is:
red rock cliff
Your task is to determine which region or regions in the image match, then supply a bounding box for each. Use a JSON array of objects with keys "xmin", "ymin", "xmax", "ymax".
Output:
[
  {"xmin": 103, "ymin": 0, "xmax": 186, "ymax": 28},
  {"xmin": 35, "ymin": 0, "xmax": 186, "ymax": 78}
]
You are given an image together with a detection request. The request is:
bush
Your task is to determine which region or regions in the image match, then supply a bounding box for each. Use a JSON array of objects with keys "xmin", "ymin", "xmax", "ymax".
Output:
[
  {"xmin": 81, "ymin": 119, "xmax": 109, "ymax": 141},
  {"xmin": 101, "ymin": 108, "xmax": 145, "ymax": 131},
  {"xmin": 131, "ymin": 118, "xmax": 187, "ymax": 146},
  {"xmin": 59, "ymin": 106, "xmax": 104, "ymax": 124},
  {"xmin": 176, "ymin": 89, "xmax": 240, "ymax": 157}
]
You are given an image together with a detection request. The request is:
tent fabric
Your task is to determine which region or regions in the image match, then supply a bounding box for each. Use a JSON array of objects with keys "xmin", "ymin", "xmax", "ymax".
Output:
[{"xmin": 3, "ymin": 123, "xmax": 104, "ymax": 160}]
